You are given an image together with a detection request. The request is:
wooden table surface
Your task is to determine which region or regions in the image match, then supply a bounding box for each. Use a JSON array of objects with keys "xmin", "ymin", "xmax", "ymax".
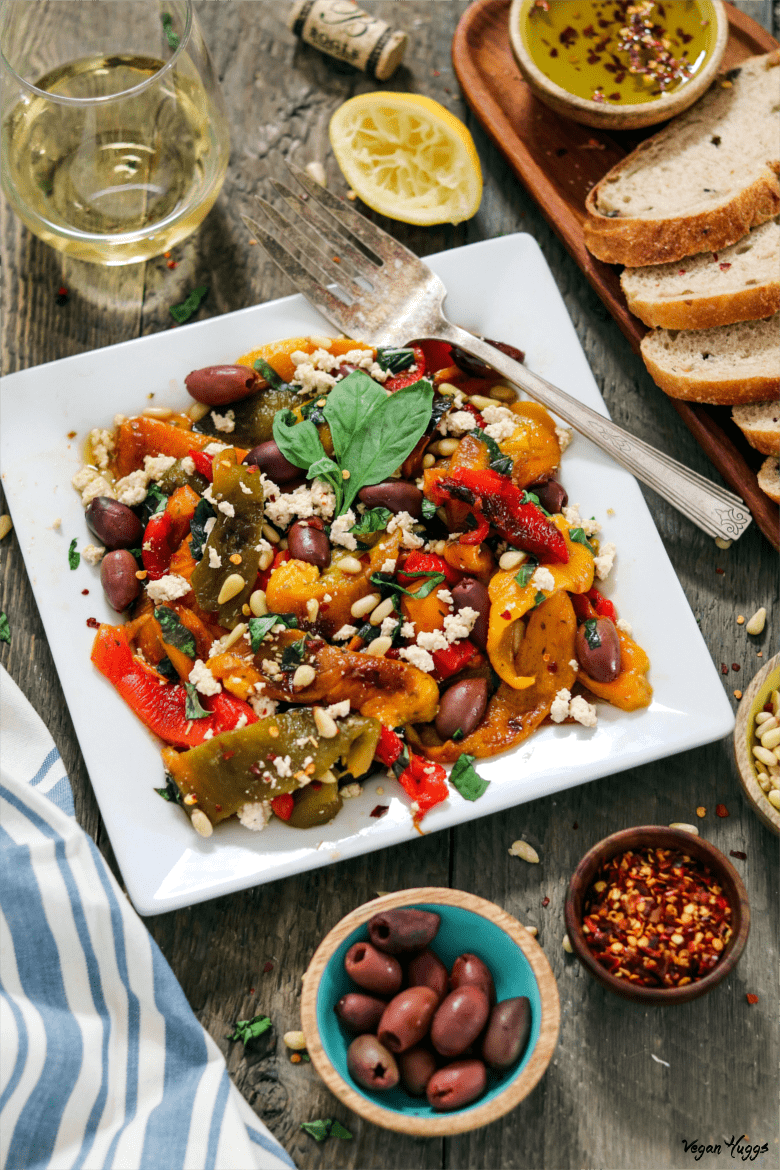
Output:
[{"xmin": 1, "ymin": 4, "xmax": 777, "ymax": 1168}]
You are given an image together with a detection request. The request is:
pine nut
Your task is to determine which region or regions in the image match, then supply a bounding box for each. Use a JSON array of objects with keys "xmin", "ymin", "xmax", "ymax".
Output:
[
  {"xmin": 422, "ymin": 453, "xmax": 436, "ymax": 469},
  {"xmin": 370, "ymin": 597, "xmax": 395, "ymax": 625},
  {"xmin": 249, "ymin": 589, "xmax": 268, "ymax": 617},
  {"xmin": 279, "ymin": 537, "xmax": 288, "ymax": 550},
  {"xmin": 217, "ymin": 573, "xmax": 246, "ymax": 605},
  {"xmin": 351, "ymin": 593, "xmax": 380, "ymax": 619},
  {"xmin": 752, "ymin": 745, "xmax": 777, "ymax": 767},
  {"xmin": 432, "ymin": 540, "xmax": 447, "ymax": 555},
  {"xmin": 292, "ymin": 664, "xmax": 316, "ymax": 689},
  {"xmin": 758, "ymin": 775, "xmax": 771, "ymax": 793},
  {"xmin": 768, "ymin": 790, "xmax": 780, "ymax": 811},
  {"xmin": 436, "ymin": 438, "xmax": 459, "ymax": 456},
  {"xmin": 772, "ymin": 690, "xmax": 780, "ymax": 717},
  {"xmin": 0, "ymin": 515, "xmax": 12, "ymax": 541},
  {"xmin": 437, "ymin": 382, "xmax": 461, "ymax": 397},
  {"xmin": 188, "ymin": 401, "xmax": 211, "ymax": 422},
  {"xmin": 190, "ymin": 810, "xmax": 213, "ymax": 838},
  {"xmin": 283, "ymin": 1030, "xmax": 308, "ymax": 1051},
  {"xmin": 258, "ymin": 549, "xmax": 274, "ymax": 572},
  {"xmin": 499, "ymin": 549, "xmax": 527, "ymax": 571},
  {"xmin": 746, "ymin": 607, "xmax": 766, "ymax": 635},
  {"xmin": 511, "ymin": 620, "xmax": 524, "ymax": 655},
  {"xmin": 562, "ymin": 934, "xmax": 573, "ymax": 953},
  {"xmin": 365, "ymin": 635, "xmax": 392, "ymax": 657},
  {"xmin": 468, "ymin": 394, "xmax": 495, "ymax": 410},
  {"xmin": 489, "ymin": 384, "xmax": 517, "ymax": 402},
  {"xmin": 524, "ymin": 925, "xmax": 538, "ymax": 937},
  {"xmin": 436, "ymin": 508, "xmax": 448, "ymax": 525},
  {"xmin": 508, "ymin": 840, "xmax": 539, "ymax": 863},
  {"xmin": 760, "ymin": 727, "xmax": 780, "ymax": 751},
  {"xmin": 261, "ymin": 523, "xmax": 280, "ymax": 544},
  {"xmin": 307, "ymin": 598, "xmax": 319, "ymax": 622},
  {"xmin": 314, "ymin": 708, "xmax": 339, "ymax": 738},
  {"xmin": 219, "ymin": 623, "xmax": 247, "ymax": 651},
  {"xmin": 669, "ymin": 822, "xmax": 699, "ymax": 835},
  {"xmin": 320, "ymin": 770, "xmax": 338, "ymax": 785},
  {"xmin": 337, "ymin": 556, "xmax": 363, "ymax": 575},
  {"xmin": 755, "ymin": 711, "xmax": 775, "ymax": 726},
  {"xmin": 714, "ymin": 537, "xmax": 732, "ymax": 550},
  {"xmin": 142, "ymin": 406, "xmax": 174, "ymax": 419}
]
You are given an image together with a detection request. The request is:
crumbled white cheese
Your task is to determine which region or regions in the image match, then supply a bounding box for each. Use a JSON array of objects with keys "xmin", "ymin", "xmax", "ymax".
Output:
[
  {"xmin": 333, "ymin": 624, "xmax": 357, "ymax": 641},
  {"xmin": 249, "ymin": 693, "xmax": 278, "ymax": 719},
  {"xmin": 550, "ymin": 688, "xmax": 572, "ymax": 723},
  {"xmin": 387, "ymin": 510, "xmax": 423, "ymax": 549},
  {"xmin": 555, "ymin": 425, "xmax": 572, "ymax": 454},
  {"xmin": 326, "ymin": 699, "xmax": 351, "ymax": 719},
  {"xmin": 208, "ymin": 547, "xmax": 222, "ymax": 569},
  {"xmin": 401, "ymin": 621, "xmax": 416, "ymax": 639},
  {"xmin": 399, "ymin": 645, "xmax": 435, "ymax": 673},
  {"xmin": 569, "ymin": 659, "xmax": 579, "ymax": 671},
  {"xmin": 593, "ymin": 542, "xmax": 616, "ymax": 581},
  {"xmin": 330, "ymin": 510, "xmax": 358, "ymax": 550},
  {"xmin": 203, "ymin": 442, "xmax": 227, "ymax": 456},
  {"xmin": 204, "ymin": 517, "xmax": 217, "ymax": 539},
  {"xmin": 113, "ymin": 414, "xmax": 127, "ymax": 428},
  {"xmin": 417, "ymin": 629, "xmax": 449, "ymax": 653},
  {"xmin": 51, "ymin": 518, "xmax": 61, "ymax": 530},
  {"xmin": 616, "ymin": 617, "xmax": 633, "ymax": 637},
  {"xmin": 380, "ymin": 616, "xmax": 400, "ymax": 638},
  {"xmin": 217, "ymin": 499, "xmax": 235, "ymax": 518},
  {"xmin": 144, "ymin": 454, "xmax": 177, "ymax": 482},
  {"xmin": 562, "ymin": 503, "xmax": 601, "ymax": 537},
  {"xmin": 188, "ymin": 659, "xmax": 222, "ymax": 696},
  {"xmin": 264, "ymin": 479, "xmax": 335, "ymax": 529},
  {"xmin": 82, "ymin": 543, "xmax": 105, "ymax": 566},
  {"xmin": 113, "ymin": 470, "xmax": 149, "ymax": 507},
  {"xmin": 532, "ymin": 566, "xmax": 556, "ymax": 592},
  {"xmin": 239, "ymin": 481, "xmax": 253, "ymax": 495},
  {"xmin": 340, "ymin": 348, "xmax": 389, "ymax": 383},
  {"xmin": 443, "ymin": 606, "xmax": 478, "ymax": 643},
  {"xmin": 440, "ymin": 410, "xmax": 479, "ymax": 437},
  {"xmin": 273, "ymin": 755, "xmax": 293, "ymax": 778},
  {"xmin": 210, "ymin": 410, "xmax": 235, "ymax": 433},
  {"xmin": 238, "ymin": 801, "xmax": 272, "ymax": 831},
  {"xmin": 291, "ymin": 362, "xmax": 337, "ymax": 396},
  {"xmin": 72, "ymin": 465, "xmax": 116, "ymax": 506},
  {"xmin": 341, "ymin": 782, "xmax": 363, "ymax": 799},
  {"xmin": 569, "ymin": 695, "xmax": 598, "ymax": 728},
  {"xmin": 88, "ymin": 428, "xmax": 114, "ymax": 470},
  {"xmin": 202, "ymin": 485, "xmax": 215, "ymax": 504},
  {"xmin": 180, "ymin": 455, "xmax": 196, "ymax": 476},
  {"xmin": 379, "ymin": 558, "xmax": 397, "ymax": 574},
  {"xmin": 234, "ymin": 713, "xmax": 249, "ymax": 730},
  {"xmin": 481, "ymin": 404, "xmax": 517, "ymax": 443},
  {"xmin": 146, "ymin": 574, "xmax": 191, "ymax": 603}
]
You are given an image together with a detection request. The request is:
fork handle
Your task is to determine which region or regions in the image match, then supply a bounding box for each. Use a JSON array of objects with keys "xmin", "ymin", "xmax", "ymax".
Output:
[{"xmin": 438, "ymin": 325, "xmax": 752, "ymax": 542}]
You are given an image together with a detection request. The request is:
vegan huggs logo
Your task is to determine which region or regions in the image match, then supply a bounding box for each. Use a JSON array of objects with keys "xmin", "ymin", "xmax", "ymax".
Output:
[{"xmin": 681, "ymin": 1135, "xmax": 768, "ymax": 1162}]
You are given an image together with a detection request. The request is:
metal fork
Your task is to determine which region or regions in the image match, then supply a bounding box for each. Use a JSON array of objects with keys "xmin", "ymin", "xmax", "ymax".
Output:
[{"xmin": 242, "ymin": 164, "xmax": 751, "ymax": 542}]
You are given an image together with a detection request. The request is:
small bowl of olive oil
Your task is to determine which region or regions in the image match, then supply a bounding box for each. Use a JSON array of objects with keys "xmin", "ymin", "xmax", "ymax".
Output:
[{"xmin": 510, "ymin": 0, "xmax": 728, "ymax": 130}]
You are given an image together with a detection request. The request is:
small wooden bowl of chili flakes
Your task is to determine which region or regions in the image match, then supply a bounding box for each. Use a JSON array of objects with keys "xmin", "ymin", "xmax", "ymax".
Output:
[{"xmin": 564, "ymin": 827, "xmax": 749, "ymax": 1004}]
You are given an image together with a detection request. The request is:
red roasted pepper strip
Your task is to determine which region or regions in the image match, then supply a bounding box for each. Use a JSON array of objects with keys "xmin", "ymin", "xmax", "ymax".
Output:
[
  {"xmin": 188, "ymin": 448, "xmax": 214, "ymax": 481},
  {"xmin": 397, "ymin": 550, "xmax": 461, "ymax": 589},
  {"xmin": 430, "ymin": 467, "xmax": 569, "ymax": 564},
  {"xmin": 256, "ymin": 549, "xmax": 289, "ymax": 591},
  {"xmin": 142, "ymin": 510, "xmax": 174, "ymax": 581},
  {"xmin": 587, "ymin": 586, "xmax": 617, "ymax": 621},
  {"xmin": 383, "ymin": 344, "xmax": 426, "ymax": 392},
  {"xmin": 458, "ymin": 513, "xmax": 490, "ymax": 546},
  {"xmin": 571, "ymin": 593, "xmax": 597, "ymax": 622},
  {"xmin": 396, "ymin": 754, "xmax": 449, "ymax": 818},
  {"xmin": 270, "ymin": 794, "xmax": 295, "ymax": 821},
  {"xmin": 375, "ymin": 724, "xmax": 404, "ymax": 767},
  {"xmin": 91, "ymin": 624, "xmax": 256, "ymax": 747},
  {"xmin": 432, "ymin": 639, "xmax": 478, "ymax": 680}
]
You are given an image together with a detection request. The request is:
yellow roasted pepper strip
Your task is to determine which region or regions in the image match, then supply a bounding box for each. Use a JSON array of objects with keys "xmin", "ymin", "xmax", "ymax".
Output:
[
  {"xmin": 487, "ymin": 516, "xmax": 595, "ymax": 690},
  {"xmin": 579, "ymin": 629, "xmax": 653, "ymax": 711}
]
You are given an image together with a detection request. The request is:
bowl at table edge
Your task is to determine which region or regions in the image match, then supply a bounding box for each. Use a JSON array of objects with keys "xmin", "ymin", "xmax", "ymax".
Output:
[
  {"xmin": 508, "ymin": 0, "xmax": 729, "ymax": 131},
  {"xmin": 564, "ymin": 827, "xmax": 749, "ymax": 1004},
  {"xmin": 734, "ymin": 653, "xmax": 780, "ymax": 836},
  {"xmin": 300, "ymin": 887, "xmax": 560, "ymax": 1135}
]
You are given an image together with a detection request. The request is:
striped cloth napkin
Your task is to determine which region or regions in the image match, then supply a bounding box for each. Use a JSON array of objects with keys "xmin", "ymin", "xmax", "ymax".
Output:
[{"xmin": 0, "ymin": 666, "xmax": 295, "ymax": 1170}]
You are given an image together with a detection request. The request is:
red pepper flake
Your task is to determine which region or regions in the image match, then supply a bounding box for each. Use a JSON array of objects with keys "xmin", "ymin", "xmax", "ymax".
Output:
[
  {"xmin": 720, "ymin": 664, "xmax": 728, "ymax": 675},
  {"xmin": 432, "ymin": 69, "xmax": 440, "ymax": 76},
  {"xmin": 715, "ymin": 804, "xmax": 729, "ymax": 818},
  {"xmin": 715, "ymin": 567, "xmax": 725, "ymax": 575},
  {"xmin": 81, "ymin": 588, "xmax": 89, "ymax": 595},
  {"xmin": 678, "ymin": 269, "xmax": 687, "ymax": 275},
  {"xmin": 746, "ymin": 993, "xmax": 758, "ymax": 1004},
  {"xmin": 731, "ymin": 663, "xmax": 740, "ymax": 672},
  {"xmin": 263, "ymin": 961, "xmax": 274, "ymax": 974},
  {"xmin": 719, "ymin": 262, "xmax": 731, "ymax": 271},
  {"xmin": 86, "ymin": 617, "xmax": 100, "ymax": 629},
  {"xmin": 167, "ymin": 259, "xmax": 178, "ymax": 269},
  {"xmin": 370, "ymin": 804, "xmax": 389, "ymax": 818},
  {"xmin": 542, "ymin": 896, "xmax": 550, "ymax": 908},
  {"xmin": 501, "ymin": 609, "xmax": 512, "ymax": 621},
  {"xmin": 729, "ymin": 850, "xmax": 746, "ymax": 860},
  {"xmin": 55, "ymin": 286, "xmax": 70, "ymax": 306}
]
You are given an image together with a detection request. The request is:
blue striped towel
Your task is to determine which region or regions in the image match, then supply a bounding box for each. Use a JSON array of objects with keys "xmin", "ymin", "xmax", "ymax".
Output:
[{"xmin": 0, "ymin": 666, "xmax": 296, "ymax": 1170}]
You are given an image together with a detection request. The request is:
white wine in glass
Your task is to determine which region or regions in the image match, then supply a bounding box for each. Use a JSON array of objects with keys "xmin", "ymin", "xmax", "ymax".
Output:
[{"xmin": 0, "ymin": 1, "xmax": 230, "ymax": 264}]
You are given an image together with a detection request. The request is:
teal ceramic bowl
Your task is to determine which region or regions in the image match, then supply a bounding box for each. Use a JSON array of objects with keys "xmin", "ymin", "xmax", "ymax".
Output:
[{"xmin": 300, "ymin": 888, "xmax": 560, "ymax": 1135}]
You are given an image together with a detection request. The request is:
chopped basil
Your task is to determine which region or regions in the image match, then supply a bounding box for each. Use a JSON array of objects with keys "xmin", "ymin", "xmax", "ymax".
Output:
[
  {"xmin": 479, "ymin": 431, "xmax": 513, "ymax": 476},
  {"xmin": 514, "ymin": 562, "xmax": 535, "ymax": 588},
  {"xmin": 184, "ymin": 682, "xmax": 210, "ymax": 720},
  {"xmin": 328, "ymin": 1120, "xmax": 353, "ymax": 1140},
  {"xmin": 68, "ymin": 538, "xmax": 80, "ymax": 570},
  {"xmin": 301, "ymin": 1119, "xmax": 352, "ymax": 1142},
  {"xmin": 248, "ymin": 612, "xmax": 298, "ymax": 652},
  {"xmin": 155, "ymin": 656, "xmax": 178, "ymax": 682},
  {"xmin": 189, "ymin": 498, "xmax": 216, "ymax": 561},
  {"xmin": 352, "ymin": 507, "xmax": 392, "ymax": 538},
  {"xmin": 0, "ymin": 611, "xmax": 10, "ymax": 645},
  {"xmin": 355, "ymin": 621, "xmax": 383, "ymax": 644},
  {"xmin": 154, "ymin": 607, "xmax": 196, "ymax": 657},
  {"xmin": 136, "ymin": 482, "xmax": 169, "ymax": 526},
  {"xmin": 280, "ymin": 638, "xmax": 307, "ymax": 671},
  {"xmin": 583, "ymin": 617, "xmax": 601, "ymax": 649},
  {"xmin": 300, "ymin": 397, "xmax": 327, "ymax": 425},
  {"xmin": 428, "ymin": 392, "xmax": 453, "ymax": 435},
  {"xmin": 451, "ymin": 727, "xmax": 464, "ymax": 742},
  {"xmin": 161, "ymin": 11, "xmax": 180, "ymax": 49},
  {"xmin": 421, "ymin": 496, "xmax": 438, "ymax": 521},
  {"xmin": 370, "ymin": 569, "xmax": 446, "ymax": 611},
  {"xmin": 155, "ymin": 775, "xmax": 183, "ymax": 804},
  {"xmin": 568, "ymin": 527, "xmax": 594, "ymax": 552},
  {"xmin": 450, "ymin": 753, "xmax": 490, "ymax": 801},
  {"xmin": 169, "ymin": 284, "xmax": 208, "ymax": 324},
  {"xmin": 533, "ymin": 590, "xmax": 546, "ymax": 608},
  {"xmin": 376, "ymin": 346, "xmax": 415, "ymax": 374},
  {"xmin": 228, "ymin": 1015, "xmax": 272, "ymax": 1046},
  {"xmin": 252, "ymin": 356, "xmax": 286, "ymax": 391}
]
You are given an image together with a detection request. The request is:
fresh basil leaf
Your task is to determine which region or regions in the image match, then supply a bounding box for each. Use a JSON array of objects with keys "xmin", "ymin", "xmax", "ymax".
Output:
[
  {"xmin": 253, "ymin": 356, "xmax": 286, "ymax": 391},
  {"xmin": 421, "ymin": 497, "xmax": 438, "ymax": 521},
  {"xmin": 161, "ymin": 11, "xmax": 180, "ymax": 49},
  {"xmin": 569, "ymin": 527, "xmax": 594, "ymax": 552},
  {"xmin": 190, "ymin": 497, "xmax": 216, "ymax": 561},
  {"xmin": 520, "ymin": 489, "xmax": 540, "ymax": 506},
  {"xmin": 307, "ymin": 455, "xmax": 341, "ymax": 486},
  {"xmin": 300, "ymin": 397, "xmax": 327, "ymax": 425},
  {"xmin": 355, "ymin": 621, "xmax": 383, "ymax": 644},
  {"xmin": 68, "ymin": 538, "xmax": 80, "ymax": 569},
  {"xmin": 428, "ymin": 392, "xmax": 453, "ymax": 435},
  {"xmin": 452, "ymin": 727, "xmax": 464, "ymax": 742},
  {"xmin": 0, "ymin": 611, "xmax": 10, "ymax": 645},
  {"xmin": 370, "ymin": 570, "xmax": 445, "ymax": 604},
  {"xmin": 322, "ymin": 370, "xmax": 387, "ymax": 467},
  {"xmin": 450, "ymin": 753, "xmax": 490, "ymax": 801},
  {"xmin": 169, "ymin": 284, "xmax": 208, "ymax": 324},
  {"xmin": 228, "ymin": 1015, "xmax": 272, "ymax": 1046},
  {"xmin": 154, "ymin": 607, "xmax": 196, "ymax": 657},
  {"xmin": 514, "ymin": 562, "xmax": 535, "ymax": 588},
  {"xmin": 139, "ymin": 482, "xmax": 169, "ymax": 523},
  {"xmin": 248, "ymin": 612, "xmax": 298, "ymax": 652},
  {"xmin": 329, "ymin": 1120, "xmax": 353, "ymax": 1140},
  {"xmin": 583, "ymin": 617, "xmax": 601, "ymax": 649},
  {"xmin": 272, "ymin": 409, "xmax": 328, "ymax": 471},
  {"xmin": 533, "ymin": 590, "xmax": 546, "ymax": 607},
  {"xmin": 184, "ymin": 682, "xmax": 210, "ymax": 720},
  {"xmin": 376, "ymin": 346, "xmax": 415, "ymax": 374},
  {"xmin": 280, "ymin": 638, "xmax": 307, "ymax": 671},
  {"xmin": 155, "ymin": 775, "xmax": 183, "ymax": 804},
  {"xmin": 156, "ymin": 656, "xmax": 178, "ymax": 682},
  {"xmin": 352, "ymin": 507, "xmax": 392, "ymax": 537},
  {"xmin": 479, "ymin": 432, "xmax": 514, "ymax": 476}
]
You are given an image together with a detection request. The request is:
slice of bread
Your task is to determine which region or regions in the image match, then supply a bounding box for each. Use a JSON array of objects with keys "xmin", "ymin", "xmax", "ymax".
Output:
[
  {"xmin": 640, "ymin": 314, "xmax": 780, "ymax": 404},
  {"xmin": 732, "ymin": 401, "xmax": 780, "ymax": 456},
  {"xmin": 757, "ymin": 456, "xmax": 780, "ymax": 504},
  {"xmin": 621, "ymin": 219, "xmax": 780, "ymax": 329},
  {"xmin": 584, "ymin": 52, "xmax": 780, "ymax": 267}
]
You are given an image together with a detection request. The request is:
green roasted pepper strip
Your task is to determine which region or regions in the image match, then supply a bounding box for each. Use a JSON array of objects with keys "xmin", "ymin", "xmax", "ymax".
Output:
[
  {"xmin": 163, "ymin": 708, "xmax": 380, "ymax": 826},
  {"xmin": 190, "ymin": 450, "xmax": 266, "ymax": 628},
  {"xmin": 193, "ymin": 386, "xmax": 302, "ymax": 447}
]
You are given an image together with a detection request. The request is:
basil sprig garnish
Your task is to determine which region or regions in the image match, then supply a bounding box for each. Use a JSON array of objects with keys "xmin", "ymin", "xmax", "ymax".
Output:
[
  {"xmin": 376, "ymin": 346, "xmax": 415, "ymax": 374},
  {"xmin": 479, "ymin": 432, "xmax": 513, "ymax": 477},
  {"xmin": 248, "ymin": 612, "xmax": 299, "ymax": 652},
  {"xmin": 583, "ymin": 617, "xmax": 602, "ymax": 649},
  {"xmin": 228, "ymin": 1015, "xmax": 272, "ymax": 1046},
  {"xmin": 352, "ymin": 507, "xmax": 392, "ymax": 538},
  {"xmin": 569, "ymin": 527, "xmax": 594, "ymax": 552},
  {"xmin": 450, "ymin": 753, "xmax": 490, "ymax": 801},
  {"xmin": 155, "ymin": 775, "xmax": 183, "ymax": 804},
  {"xmin": 184, "ymin": 682, "xmax": 210, "ymax": 719},
  {"xmin": 300, "ymin": 1119, "xmax": 353, "ymax": 1142},
  {"xmin": 155, "ymin": 607, "xmax": 196, "ymax": 657},
  {"xmin": 252, "ymin": 356, "xmax": 286, "ymax": 391}
]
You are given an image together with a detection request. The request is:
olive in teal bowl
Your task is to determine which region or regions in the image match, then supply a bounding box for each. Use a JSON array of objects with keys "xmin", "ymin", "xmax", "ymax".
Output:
[{"xmin": 300, "ymin": 887, "xmax": 560, "ymax": 1135}]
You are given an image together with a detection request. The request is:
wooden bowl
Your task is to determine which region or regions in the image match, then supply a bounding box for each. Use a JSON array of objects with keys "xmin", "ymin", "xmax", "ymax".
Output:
[
  {"xmin": 300, "ymin": 887, "xmax": 560, "ymax": 1135},
  {"xmin": 564, "ymin": 827, "xmax": 749, "ymax": 1004},
  {"xmin": 734, "ymin": 653, "xmax": 780, "ymax": 836},
  {"xmin": 508, "ymin": 0, "xmax": 729, "ymax": 130}
]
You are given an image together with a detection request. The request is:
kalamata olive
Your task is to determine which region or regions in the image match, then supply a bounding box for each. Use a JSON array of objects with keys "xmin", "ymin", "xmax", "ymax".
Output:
[
  {"xmin": 400, "ymin": 1046, "xmax": 438, "ymax": 1096},
  {"xmin": 378, "ymin": 986, "xmax": 439, "ymax": 1053},
  {"xmin": 435, "ymin": 678, "xmax": 488, "ymax": 742},
  {"xmin": 100, "ymin": 550, "xmax": 141, "ymax": 612},
  {"xmin": 451, "ymin": 578, "xmax": 489, "ymax": 651},
  {"xmin": 344, "ymin": 942, "xmax": 402, "ymax": 997},
  {"xmin": 335, "ymin": 992, "xmax": 387, "ymax": 1034},
  {"xmin": 358, "ymin": 480, "xmax": 423, "ymax": 519},
  {"xmin": 450, "ymin": 953, "xmax": 496, "ymax": 1007},
  {"xmin": 575, "ymin": 616, "xmax": 622, "ymax": 683},
  {"xmin": 532, "ymin": 478, "xmax": 568, "ymax": 515},
  {"xmin": 346, "ymin": 1034, "xmax": 399, "ymax": 1091},
  {"xmin": 482, "ymin": 996, "xmax": 531, "ymax": 1070},
  {"xmin": 184, "ymin": 365, "xmax": 260, "ymax": 406},
  {"xmin": 368, "ymin": 908, "xmax": 440, "ymax": 955},
  {"xmin": 451, "ymin": 338, "xmax": 525, "ymax": 378},
  {"xmin": 287, "ymin": 520, "xmax": 330, "ymax": 569},
  {"xmin": 407, "ymin": 949, "xmax": 449, "ymax": 1003},
  {"xmin": 430, "ymin": 985, "xmax": 490, "ymax": 1058},
  {"xmin": 426, "ymin": 1059, "xmax": 487, "ymax": 1111},
  {"xmin": 243, "ymin": 439, "xmax": 300, "ymax": 483},
  {"xmin": 86, "ymin": 497, "xmax": 143, "ymax": 551}
]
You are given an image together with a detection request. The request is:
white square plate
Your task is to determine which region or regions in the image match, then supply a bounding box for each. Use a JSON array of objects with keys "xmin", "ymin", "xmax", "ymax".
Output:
[{"xmin": 0, "ymin": 234, "xmax": 734, "ymax": 915}]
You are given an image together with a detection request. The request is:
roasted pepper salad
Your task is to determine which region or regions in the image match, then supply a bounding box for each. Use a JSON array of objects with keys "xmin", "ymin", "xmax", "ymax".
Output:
[{"xmin": 72, "ymin": 335, "xmax": 652, "ymax": 838}]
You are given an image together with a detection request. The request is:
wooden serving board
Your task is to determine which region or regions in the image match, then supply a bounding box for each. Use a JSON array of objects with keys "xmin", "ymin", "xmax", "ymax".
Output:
[{"xmin": 453, "ymin": 0, "xmax": 779, "ymax": 549}]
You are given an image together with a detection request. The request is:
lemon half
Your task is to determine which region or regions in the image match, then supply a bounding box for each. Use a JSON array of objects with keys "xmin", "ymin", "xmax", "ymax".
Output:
[{"xmin": 329, "ymin": 92, "xmax": 483, "ymax": 226}]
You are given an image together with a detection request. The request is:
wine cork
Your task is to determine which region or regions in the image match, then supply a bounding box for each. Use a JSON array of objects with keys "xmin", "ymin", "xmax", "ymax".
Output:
[{"xmin": 288, "ymin": 0, "xmax": 407, "ymax": 81}]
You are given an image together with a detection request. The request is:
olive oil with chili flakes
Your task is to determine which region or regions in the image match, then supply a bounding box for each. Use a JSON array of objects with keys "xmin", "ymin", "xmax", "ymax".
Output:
[{"xmin": 522, "ymin": 0, "xmax": 718, "ymax": 105}]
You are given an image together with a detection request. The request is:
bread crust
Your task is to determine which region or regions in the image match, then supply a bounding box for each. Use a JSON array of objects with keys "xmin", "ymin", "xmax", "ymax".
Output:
[
  {"xmin": 623, "ymin": 282, "xmax": 780, "ymax": 330},
  {"xmin": 732, "ymin": 405, "xmax": 780, "ymax": 456},
  {"xmin": 757, "ymin": 456, "xmax": 780, "ymax": 504},
  {"xmin": 640, "ymin": 343, "xmax": 780, "ymax": 405}
]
